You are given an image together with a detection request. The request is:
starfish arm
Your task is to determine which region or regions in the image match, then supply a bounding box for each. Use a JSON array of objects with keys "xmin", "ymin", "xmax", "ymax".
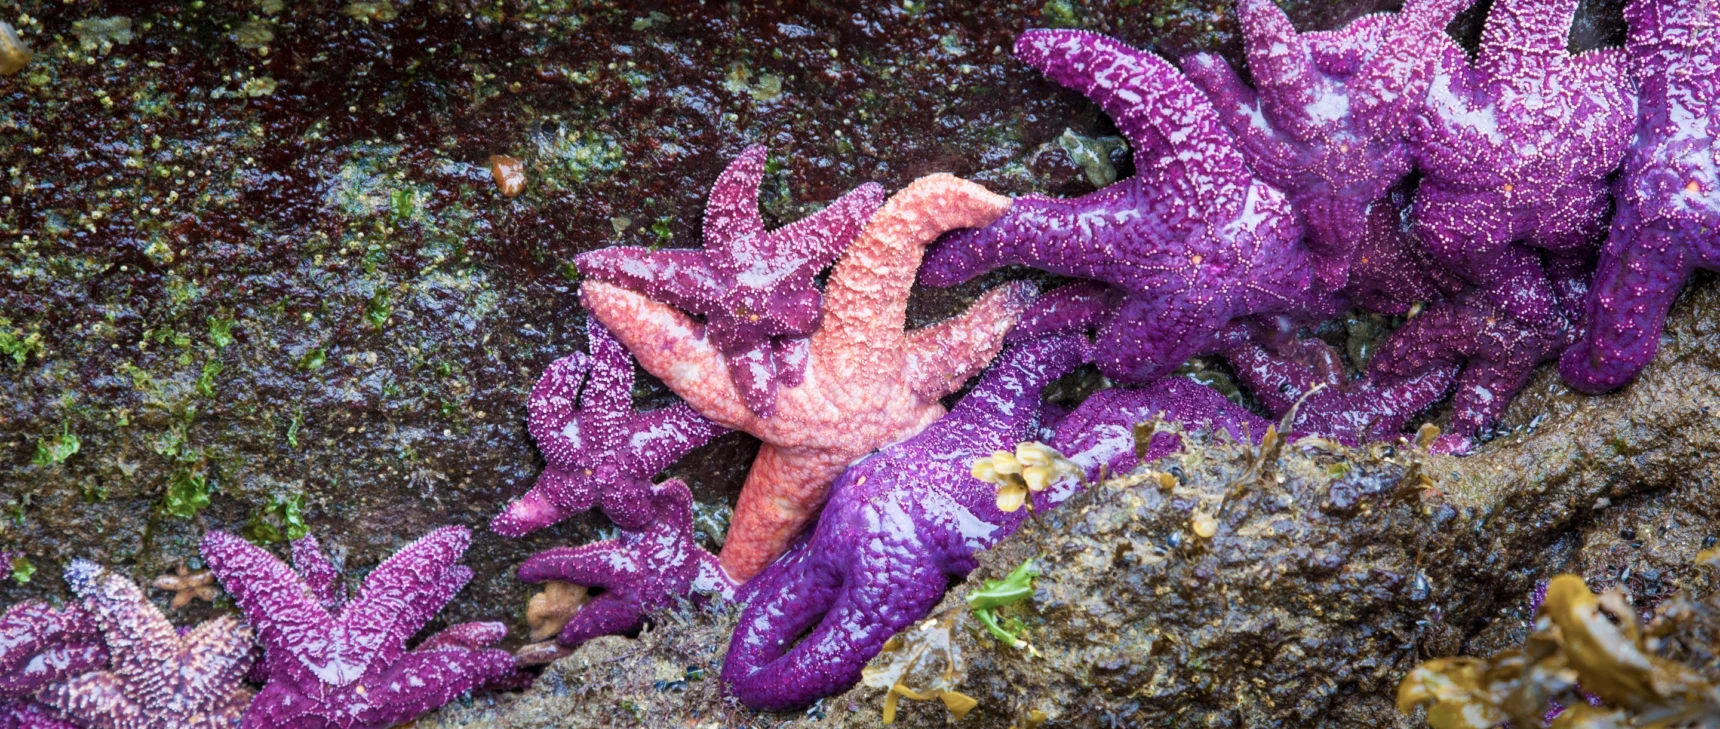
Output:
[
  {"xmin": 726, "ymin": 545, "xmax": 945, "ymax": 712},
  {"xmin": 1051, "ymin": 381, "xmax": 1271, "ymax": 476},
  {"xmin": 574, "ymin": 247, "xmax": 726, "ymax": 317},
  {"xmin": 353, "ymin": 648, "xmax": 520, "ymax": 729},
  {"xmin": 1305, "ymin": 13, "xmax": 1392, "ymax": 75},
  {"xmin": 771, "ymin": 182, "xmax": 887, "ymax": 281},
  {"xmin": 816, "ymin": 175, "xmax": 1011, "ymax": 353},
  {"xmin": 1288, "ymin": 366, "xmax": 1458, "ymax": 444},
  {"xmin": 176, "ymin": 617, "xmax": 256, "ymax": 710},
  {"xmin": 199, "ymin": 533, "xmax": 337, "ymax": 676},
  {"xmin": 290, "ymin": 535, "xmax": 344, "ymax": 610},
  {"xmin": 902, "ymin": 280, "xmax": 1038, "ymax": 400},
  {"xmin": 1234, "ymin": 0, "xmax": 1323, "ymax": 141},
  {"xmin": 60, "ymin": 561, "xmax": 179, "ymax": 683},
  {"xmin": 339, "ymin": 527, "xmax": 470, "ymax": 657},
  {"xmin": 1216, "ymin": 325, "xmax": 1346, "ymax": 415},
  {"xmin": 1006, "ymin": 280, "xmax": 1116, "ymax": 342},
  {"xmin": 1014, "ymin": 29, "xmax": 1252, "ymax": 209},
  {"xmin": 1350, "ymin": 0, "xmax": 1470, "ymax": 137},
  {"xmin": 525, "ymin": 352, "xmax": 592, "ymax": 469},
  {"xmin": 718, "ymin": 445, "xmax": 855, "ymax": 582},
  {"xmin": 1181, "ymin": 53, "xmax": 1287, "ymax": 157},
  {"xmin": 920, "ymin": 190, "xmax": 1122, "ymax": 287},
  {"xmin": 1478, "ymin": 0, "xmax": 1578, "ymax": 78},
  {"xmin": 625, "ymin": 403, "xmax": 730, "ymax": 476},
  {"xmin": 582, "ymin": 322, "xmax": 638, "ymax": 442},
  {"xmin": 1092, "ymin": 290, "xmax": 1228, "ymax": 383},
  {"xmin": 580, "ymin": 281, "xmax": 757, "ymax": 431},
  {"xmin": 702, "ymin": 145, "xmax": 769, "ymax": 248},
  {"xmin": 1413, "ymin": 192, "xmax": 1564, "ymax": 328},
  {"xmin": 0, "ymin": 643, "xmax": 109, "ymax": 698},
  {"xmin": 1560, "ymin": 224, "xmax": 1691, "ymax": 393},
  {"xmin": 415, "ymin": 622, "xmax": 507, "ymax": 652},
  {"xmin": 490, "ymin": 467, "xmax": 594, "ymax": 538},
  {"xmin": 1, "ymin": 701, "xmax": 82, "ymax": 729},
  {"xmin": 516, "ymin": 548, "xmax": 653, "ymax": 645},
  {"xmin": 724, "ymin": 340, "xmax": 781, "ymax": 419},
  {"xmin": 35, "ymin": 672, "xmax": 142, "ymax": 729},
  {"xmin": 1446, "ymin": 354, "xmax": 1542, "ymax": 443}
]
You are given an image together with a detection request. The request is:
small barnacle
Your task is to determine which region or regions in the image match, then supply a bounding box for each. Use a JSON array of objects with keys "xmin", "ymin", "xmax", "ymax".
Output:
[
  {"xmin": 489, "ymin": 154, "xmax": 527, "ymax": 198},
  {"xmin": 0, "ymin": 21, "xmax": 32, "ymax": 75},
  {"xmin": 1190, "ymin": 510, "xmax": 1218, "ymax": 539},
  {"xmin": 974, "ymin": 442, "xmax": 1080, "ymax": 513}
]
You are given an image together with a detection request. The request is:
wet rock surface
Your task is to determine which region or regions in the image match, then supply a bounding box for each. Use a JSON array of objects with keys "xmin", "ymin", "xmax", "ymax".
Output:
[{"xmin": 423, "ymin": 277, "xmax": 1720, "ymax": 727}]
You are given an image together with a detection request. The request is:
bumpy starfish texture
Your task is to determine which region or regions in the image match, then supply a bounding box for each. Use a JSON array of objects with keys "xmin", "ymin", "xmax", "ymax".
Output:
[
  {"xmin": 1213, "ymin": 321, "xmax": 1458, "ymax": 444},
  {"xmin": 583, "ymin": 174, "xmax": 1035, "ymax": 581},
  {"xmin": 1372, "ymin": 281, "xmax": 1582, "ymax": 453},
  {"xmin": 35, "ymin": 560, "xmax": 255, "ymax": 729},
  {"xmin": 724, "ymin": 337, "xmax": 1276, "ymax": 710},
  {"xmin": 491, "ymin": 321, "xmax": 727, "ymax": 536},
  {"xmin": 1, "ymin": 701, "xmax": 78, "ymax": 729},
  {"xmin": 576, "ymin": 146, "xmax": 885, "ymax": 417},
  {"xmin": 1561, "ymin": 0, "xmax": 1720, "ymax": 393},
  {"xmin": 1386, "ymin": 0, "xmax": 1633, "ymax": 329},
  {"xmin": 921, "ymin": 29, "xmax": 1311, "ymax": 384},
  {"xmin": 516, "ymin": 479, "xmax": 733, "ymax": 651},
  {"xmin": 1181, "ymin": 0, "xmax": 1466, "ymax": 306},
  {"xmin": 199, "ymin": 528, "xmax": 520, "ymax": 729},
  {"xmin": 0, "ymin": 600, "xmax": 105, "ymax": 701}
]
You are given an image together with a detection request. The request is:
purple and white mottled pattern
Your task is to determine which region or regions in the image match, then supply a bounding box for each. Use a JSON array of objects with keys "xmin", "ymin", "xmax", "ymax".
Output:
[
  {"xmin": 515, "ymin": 478, "xmax": 734, "ymax": 648},
  {"xmin": 35, "ymin": 560, "xmax": 255, "ymax": 729},
  {"xmin": 0, "ymin": 599, "xmax": 106, "ymax": 729},
  {"xmin": 722, "ymin": 335, "xmax": 1270, "ymax": 710},
  {"xmin": 1561, "ymin": 0, "xmax": 1720, "ymax": 392},
  {"xmin": 199, "ymin": 528, "xmax": 520, "ymax": 729},
  {"xmin": 921, "ymin": 29, "xmax": 1312, "ymax": 384},
  {"xmin": 1, "ymin": 700, "xmax": 79, "ymax": 729},
  {"xmin": 1181, "ymin": 0, "xmax": 1467, "ymax": 308},
  {"xmin": 491, "ymin": 321, "xmax": 727, "ymax": 536},
  {"xmin": 576, "ymin": 146, "xmax": 885, "ymax": 416},
  {"xmin": 1390, "ymin": 0, "xmax": 1633, "ymax": 330}
]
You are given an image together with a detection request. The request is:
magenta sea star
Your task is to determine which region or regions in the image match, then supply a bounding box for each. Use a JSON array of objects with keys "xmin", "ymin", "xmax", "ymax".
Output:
[
  {"xmin": 490, "ymin": 321, "xmax": 727, "ymax": 536},
  {"xmin": 920, "ymin": 29, "xmax": 1312, "ymax": 384},
  {"xmin": 575, "ymin": 145, "xmax": 885, "ymax": 417},
  {"xmin": 1560, "ymin": 0, "xmax": 1720, "ymax": 393},
  {"xmin": 199, "ymin": 528, "xmax": 520, "ymax": 729}
]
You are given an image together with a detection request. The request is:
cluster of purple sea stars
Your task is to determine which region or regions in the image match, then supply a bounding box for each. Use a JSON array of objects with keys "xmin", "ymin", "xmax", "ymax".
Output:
[
  {"xmin": 0, "ymin": 529, "xmax": 520, "ymax": 729},
  {"xmin": 478, "ymin": 0, "xmax": 1716, "ymax": 712},
  {"xmin": 7, "ymin": 0, "xmax": 1714, "ymax": 721}
]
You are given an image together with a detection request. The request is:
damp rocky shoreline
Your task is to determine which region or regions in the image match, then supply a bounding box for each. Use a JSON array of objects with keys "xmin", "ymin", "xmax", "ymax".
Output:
[{"xmin": 6, "ymin": 0, "xmax": 1713, "ymax": 727}]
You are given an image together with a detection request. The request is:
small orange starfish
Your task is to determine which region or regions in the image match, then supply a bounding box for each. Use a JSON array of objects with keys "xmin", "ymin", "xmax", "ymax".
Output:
[
  {"xmin": 583, "ymin": 174, "xmax": 1034, "ymax": 581},
  {"xmin": 150, "ymin": 564, "xmax": 218, "ymax": 610}
]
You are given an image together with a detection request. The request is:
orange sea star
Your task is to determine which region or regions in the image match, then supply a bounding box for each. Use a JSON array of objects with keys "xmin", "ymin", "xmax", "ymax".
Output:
[{"xmin": 581, "ymin": 174, "xmax": 1035, "ymax": 581}]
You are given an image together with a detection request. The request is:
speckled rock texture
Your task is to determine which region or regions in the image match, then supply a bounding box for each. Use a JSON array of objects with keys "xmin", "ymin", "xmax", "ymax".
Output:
[
  {"xmin": 421, "ymin": 274, "xmax": 1720, "ymax": 728},
  {"xmin": 1, "ymin": 0, "xmax": 1375, "ymax": 635}
]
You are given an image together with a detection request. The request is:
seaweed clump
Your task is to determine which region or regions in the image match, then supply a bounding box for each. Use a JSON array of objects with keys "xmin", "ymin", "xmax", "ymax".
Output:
[{"xmin": 1399, "ymin": 570, "xmax": 1720, "ymax": 728}]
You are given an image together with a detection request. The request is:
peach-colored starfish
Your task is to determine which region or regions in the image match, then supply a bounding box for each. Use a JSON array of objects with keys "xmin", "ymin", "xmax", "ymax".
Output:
[{"xmin": 582, "ymin": 174, "xmax": 1034, "ymax": 581}]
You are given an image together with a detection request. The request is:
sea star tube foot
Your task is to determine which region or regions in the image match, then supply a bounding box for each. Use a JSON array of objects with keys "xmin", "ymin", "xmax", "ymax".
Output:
[
  {"xmin": 491, "ymin": 321, "xmax": 727, "ymax": 537},
  {"xmin": 1559, "ymin": 0, "xmax": 1720, "ymax": 393},
  {"xmin": 583, "ymin": 174, "xmax": 1034, "ymax": 582},
  {"xmin": 921, "ymin": 29, "xmax": 1311, "ymax": 384}
]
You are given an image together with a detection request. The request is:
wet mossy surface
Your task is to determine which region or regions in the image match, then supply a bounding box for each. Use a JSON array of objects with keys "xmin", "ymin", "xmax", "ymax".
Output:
[{"xmin": 5, "ymin": 0, "xmax": 1707, "ymax": 726}]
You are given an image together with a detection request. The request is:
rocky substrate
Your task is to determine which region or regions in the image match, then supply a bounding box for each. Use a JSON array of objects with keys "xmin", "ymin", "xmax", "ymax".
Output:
[{"xmin": 424, "ymin": 277, "xmax": 1720, "ymax": 728}]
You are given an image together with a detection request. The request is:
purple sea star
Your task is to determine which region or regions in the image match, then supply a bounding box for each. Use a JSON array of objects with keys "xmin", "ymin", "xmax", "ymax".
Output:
[
  {"xmin": 35, "ymin": 560, "xmax": 255, "ymax": 729},
  {"xmin": 1560, "ymin": 0, "xmax": 1720, "ymax": 393},
  {"xmin": 1382, "ymin": 0, "xmax": 1635, "ymax": 330},
  {"xmin": 515, "ymin": 478, "xmax": 733, "ymax": 650},
  {"xmin": 1180, "ymin": 0, "xmax": 1467, "ymax": 307},
  {"xmin": 199, "ymin": 528, "xmax": 520, "ymax": 729},
  {"xmin": 920, "ymin": 29, "xmax": 1311, "ymax": 384},
  {"xmin": 490, "ymin": 321, "xmax": 727, "ymax": 536},
  {"xmin": 576, "ymin": 145, "xmax": 885, "ymax": 417},
  {"xmin": 722, "ymin": 335, "xmax": 1272, "ymax": 710},
  {"xmin": 0, "ymin": 600, "xmax": 106, "ymax": 729},
  {"xmin": 1213, "ymin": 321, "xmax": 1458, "ymax": 444},
  {"xmin": 1369, "ymin": 285, "xmax": 1581, "ymax": 453}
]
